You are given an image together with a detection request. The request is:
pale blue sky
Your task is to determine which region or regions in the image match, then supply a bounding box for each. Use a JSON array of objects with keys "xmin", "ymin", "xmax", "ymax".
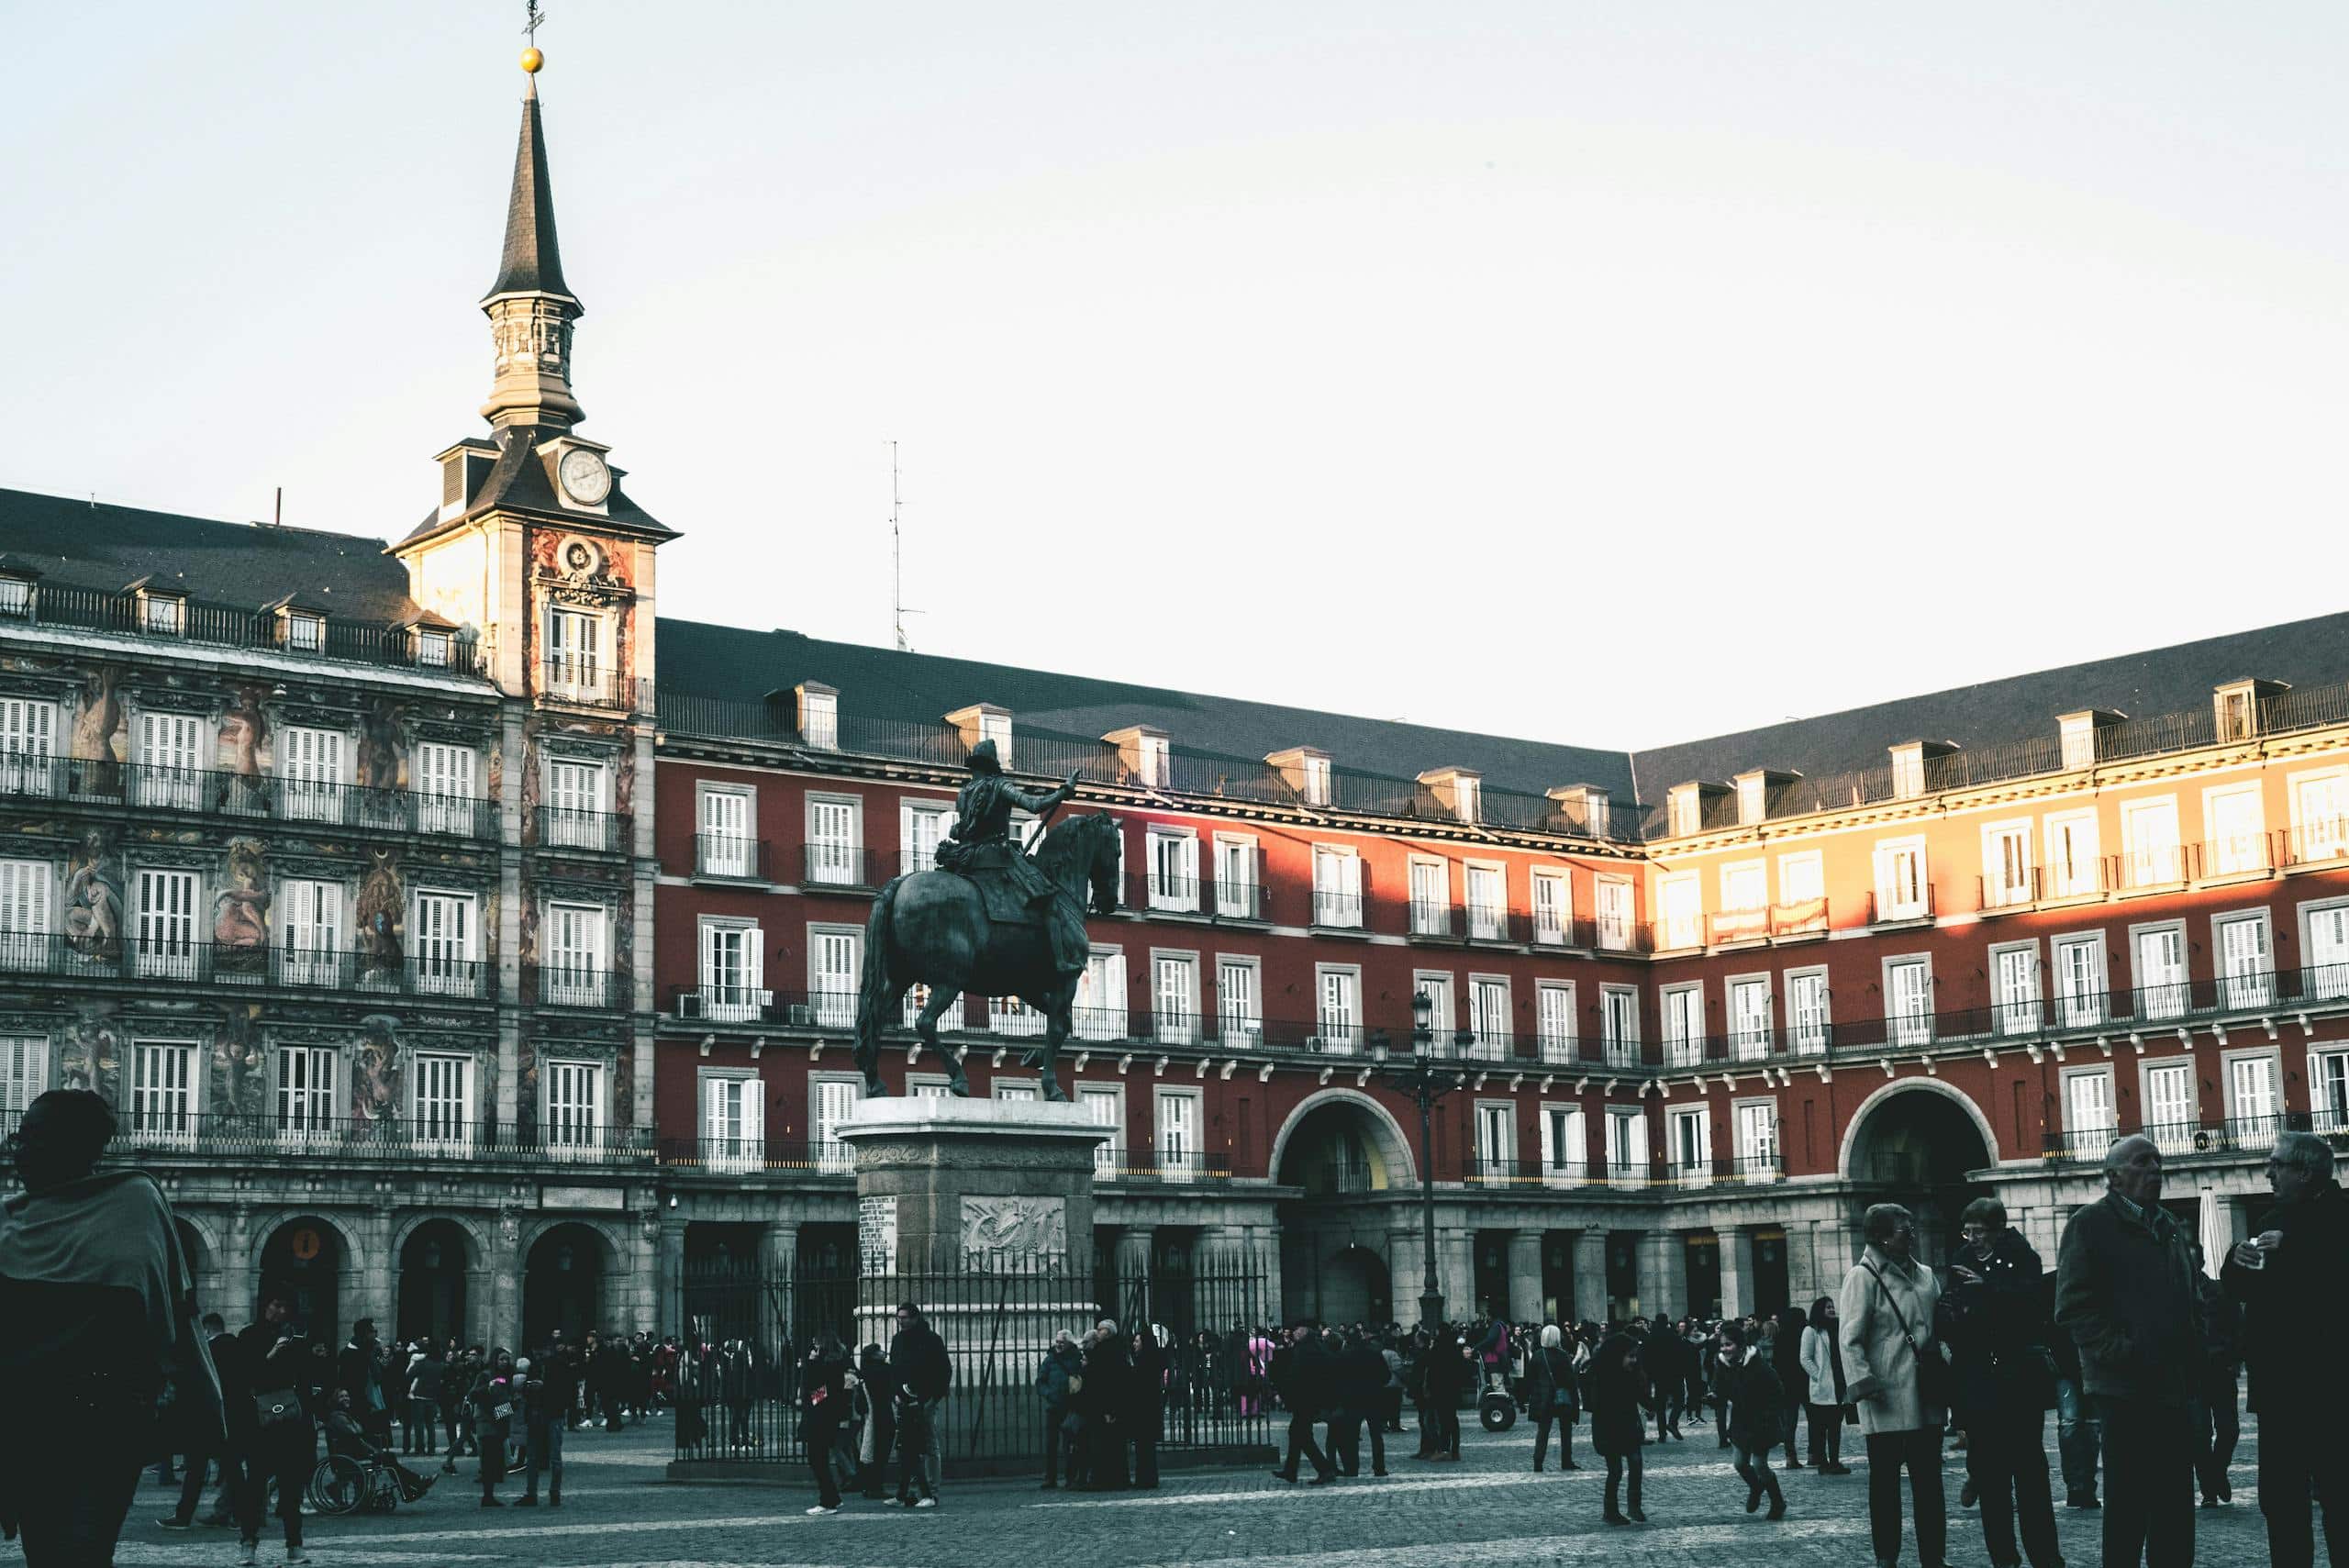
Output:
[{"xmin": 4, "ymin": 3, "xmax": 2344, "ymax": 751}]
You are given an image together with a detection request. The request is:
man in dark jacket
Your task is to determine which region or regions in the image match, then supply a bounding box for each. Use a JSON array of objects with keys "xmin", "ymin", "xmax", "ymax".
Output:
[
  {"xmin": 1328, "ymin": 1328, "xmax": 1388, "ymax": 1477},
  {"xmin": 339, "ymin": 1318, "xmax": 390, "ymax": 1446},
  {"xmin": 887, "ymin": 1302, "xmax": 951, "ymax": 1507},
  {"xmin": 2055, "ymin": 1133, "xmax": 2201, "ymax": 1568},
  {"xmin": 1036, "ymin": 1330, "xmax": 1082, "ymax": 1489},
  {"xmin": 1940, "ymin": 1197, "xmax": 2060, "ymax": 1568},
  {"xmin": 2188, "ymin": 1265, "xmax": 2240, "ymax": 1509},
  {"xmin": 2221, "ymin": 1129, "xmax": 2347, "ymax": 1568},
  {"xmin": 1268, "ymin": 1322, "xmax": 1336, "ymax": 1484}
]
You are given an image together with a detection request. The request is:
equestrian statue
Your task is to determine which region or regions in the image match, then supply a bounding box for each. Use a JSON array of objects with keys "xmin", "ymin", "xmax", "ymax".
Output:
[{"xmin": 853, "ymin": 739, "xmax": 1121, "ymax": 1101}]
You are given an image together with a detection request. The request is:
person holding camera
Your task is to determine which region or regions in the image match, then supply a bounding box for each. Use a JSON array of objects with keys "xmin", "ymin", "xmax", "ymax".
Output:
[{"xmin": 1936, "ymin": 1196, "xmax": 2060, "ymax": 1568}]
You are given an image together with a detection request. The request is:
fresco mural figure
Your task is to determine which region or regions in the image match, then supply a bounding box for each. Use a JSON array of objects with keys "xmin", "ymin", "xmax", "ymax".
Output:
[
  {"xmin": 352, "ymin": 1014, "xmax": 402, "ymax": 1128},
  {"xmin": 355, "ymin": 847, "xmax": 405, "ymax": 980},
  {"xmin": 71, "ymin": 666, "xmax": 125, "ymax": 792},
  {"xmin": 212, "ymin": 838, "xmax": 270, "ymax": 976},
  {"xmin": 61, "ymin": 828, "xmax": 124, "ymax": 963}
]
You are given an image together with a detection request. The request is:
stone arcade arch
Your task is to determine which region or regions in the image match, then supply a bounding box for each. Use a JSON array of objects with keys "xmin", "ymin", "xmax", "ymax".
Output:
[
  {"xmin": 1839, "ymin": 1081, "xmax": 1998, "ymax": 1265},
  {"xmin": 257, "ymin": 1213, "xmax": 357, "ymax": 1345},
  {"xmin": 395, "ymin": 1218, "xmax": 484, "ymax": 1348},
  {"xmin": 1271, "ymin": 1090, "xmax": 1419, "ymax": 1325},
  {"xmin": 523, "ymin": 1220, "xmax": 620, "ymax": 1351}
]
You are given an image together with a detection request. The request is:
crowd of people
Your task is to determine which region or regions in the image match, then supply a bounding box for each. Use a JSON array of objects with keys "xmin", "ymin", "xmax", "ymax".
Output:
[{"xmin": 1, "ymin": 1086, "xmax": 2341, "ymax": 1568}]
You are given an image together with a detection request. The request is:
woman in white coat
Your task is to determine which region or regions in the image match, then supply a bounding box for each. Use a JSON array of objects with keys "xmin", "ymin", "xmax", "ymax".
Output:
[
  {"xmin": 1837, "ymin": 1203, "xmax": 1949, "ymax": 1568},
  {"xmin": 1798, "ymin": 1296, "xmax": 1851, "ymax": 1474}
]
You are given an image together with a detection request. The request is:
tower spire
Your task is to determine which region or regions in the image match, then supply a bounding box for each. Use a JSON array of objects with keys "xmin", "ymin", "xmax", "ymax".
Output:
[{"xmin": 479, "ymin": 27, "xmax": 584, "ymax": 431}]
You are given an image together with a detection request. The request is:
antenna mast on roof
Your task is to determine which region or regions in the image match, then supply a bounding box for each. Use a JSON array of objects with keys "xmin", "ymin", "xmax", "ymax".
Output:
[{"xmin": 889, "ymin": 439, "xmax": 919, "ymax": 652}]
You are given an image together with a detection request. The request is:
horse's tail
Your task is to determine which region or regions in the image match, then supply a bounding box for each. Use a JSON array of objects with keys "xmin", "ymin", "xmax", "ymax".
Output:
[{"xmin": 853, "ymin": 876, "xmax": 902, "ymax": 1071}]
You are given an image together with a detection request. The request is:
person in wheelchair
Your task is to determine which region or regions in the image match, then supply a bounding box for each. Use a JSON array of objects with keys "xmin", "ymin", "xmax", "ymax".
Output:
[{"xmin": 322, "ymin": 1389, "xmax": 437, "ymax": 1506}]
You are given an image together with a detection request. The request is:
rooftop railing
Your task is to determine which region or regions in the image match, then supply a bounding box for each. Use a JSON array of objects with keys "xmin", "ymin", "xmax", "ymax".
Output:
[{"xmin": 0, "ymin": 580, "xmax": 491, "ymax": 679}]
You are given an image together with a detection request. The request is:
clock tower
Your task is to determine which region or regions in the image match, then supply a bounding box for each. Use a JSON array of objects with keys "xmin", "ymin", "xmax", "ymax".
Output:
[{"xmin": 390, "ymin": 44, "xmax": 670, "ymax": 1150}]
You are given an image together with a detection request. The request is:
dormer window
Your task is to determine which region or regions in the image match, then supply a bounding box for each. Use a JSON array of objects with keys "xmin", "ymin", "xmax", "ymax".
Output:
[
  {"xmin": 284, "ymin": 610, "xmax": 325, "ymax": 652},
  {"xmin": 1668, "ymin": 784, "xmax": 1700, "ymax": 838},
  {"xmin": 797, "ymin": 683, "xmax": 839, "ymax": 751},
  {"xmin": 947, "ymin": 704, "xmax": 1013, "ymax": 769},
  {"xmin": 1419, "ymin": 767, "xmax": 1482, "ymax": 825},
  {"xmin": 1889, "ymin": 745, "xmax": 1926, "ymax": 800},
  {"xmin": 2059, "ymin": 713, "xmax": 2096, "ymax": 770},
  {"xmin": 1268, "ymin": 747, "xmax": 1333, "ymax": 807},
  {"xmin": 136, "ymin": 589, "xmax": 185, "ymax": 635},
  {"xmin": 1106, "ymin": 727, "xmax": 1170, "ymax": 788},
  {"xmin": 417, "ymin": 629, "xmax": 453, "ymax": 668},
  {"xmin": 0, "ymin": 574, "xmax": 32, "ymax": 618},
  {"xmin": 1303, "ymin": 756, "xmax": 1330, "ymax": 806}
]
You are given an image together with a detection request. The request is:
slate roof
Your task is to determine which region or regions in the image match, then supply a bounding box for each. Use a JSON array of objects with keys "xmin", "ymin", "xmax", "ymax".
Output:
[
  {"xmin": 654, "ymin": 618, "xmax": 1642, "ymax": 800},
  {"xmin": 485, "ymin": 87, "xmax": 572, "ymax": 302},
  {"xmin": 1626, "ymin": 609, "xmax": 2349, "ymax": 796},
  {"xmin": 0, "ymin": 488, "xmax": 419, "ymax": 624}
]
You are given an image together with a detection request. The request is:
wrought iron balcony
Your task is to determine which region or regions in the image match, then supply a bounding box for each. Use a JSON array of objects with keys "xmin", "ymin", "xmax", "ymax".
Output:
[
  {"xmin": 0, "ymin": 931, "xmax": 495, "ymax": 1000},
  {"xmin": 536, "ymin": 804, "xmax": 626, "ymax": 852},
  {"xmin": 0, "ymin": 756, "xmax": 496, "ymax": 838},
  {"xmin": 692, "ymin": 833, "xmax": 767, "ymax": 881},
  {"xmin": 796, "ymin": 843, "xmax": 890, "ymax": 892},
  {"xmin": 0, "ymin": 1108, "xmax": 653, "ymax": 1168},
  {"xmin": 536, "ymin": 962, "xmax": 631, "ymax": 1010}
]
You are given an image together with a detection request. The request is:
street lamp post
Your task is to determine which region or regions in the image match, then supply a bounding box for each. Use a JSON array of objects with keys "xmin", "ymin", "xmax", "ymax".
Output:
[{"xmin": 1378, "ymin": 989, "xmax": 1458, "ymax": 1329}]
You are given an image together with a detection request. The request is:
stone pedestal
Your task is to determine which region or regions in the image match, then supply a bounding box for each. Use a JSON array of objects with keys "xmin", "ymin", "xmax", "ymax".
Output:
[
  {"xmin": 837, "ymin": 1097, "xmax": 1111, "ymax": 1469},
  {"xmin": 839, "ymin": 1096, "xmax": 1108, "ymax": 1271}
]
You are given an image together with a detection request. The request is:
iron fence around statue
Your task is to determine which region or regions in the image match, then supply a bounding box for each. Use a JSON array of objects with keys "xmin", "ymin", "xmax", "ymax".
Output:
[{"xmin": 672, "ymin": 1252, "xmax": 1271, "ymax": 1474}]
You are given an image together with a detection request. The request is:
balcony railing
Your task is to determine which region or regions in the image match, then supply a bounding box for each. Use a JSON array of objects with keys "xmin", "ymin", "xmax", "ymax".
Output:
[
  {"xmin": 537, "ymin": 963, "xmax": 630, "ymax": 1009},
  {"xmin": 693, "ymin": 833, "xmax": 767, "ymax": 881},
  {"xmin": 1135, "ymin": 873, "xmax": 1204, "ymax": 916},
  {"xmin": 0, "ymin": 755, "xmax": 496, "ymax": 838},
  {"xmin": 1309, "ymin": 891, "xmax": 1366, "ymax": 930},
  {"xmin": 537, "ymin": 805, "xmax": 625, "ymax": 852},
  {"xmin": 0, "ymin": 580, "xmax": 490, "ymax": 677},
  {"xmin": 1209, "ymin": 878, "xmax": 1268, "ymax": 921},
  {"xmin": 538, "ymin": 660, "xmax": 643, "ymax": 711},
  {"xmin": 1865, "ymin": 884, "xmax": 1937, "ymax": 925},
  {"xmin": 796, "ymin": 843, "xmax": 890, "ymax": 892},
  {"xmin": 2043, "ymin": 1113, "xmax": 2310, "ymax": 1164},
  {"xmin": 0, "ymin": 932, "xmax": 494, "ymax": 999},
  {"xmin": 0, "ymin": 1108, "xmax": 653, "ymax": 1168},
  {"xmin": 1408, "ymin": 900, "xmax": 1459, "ymax": 940},
  {"xmin": 1094, "ymin": 1144, "xmax": 1231, "ymax": 1184}
]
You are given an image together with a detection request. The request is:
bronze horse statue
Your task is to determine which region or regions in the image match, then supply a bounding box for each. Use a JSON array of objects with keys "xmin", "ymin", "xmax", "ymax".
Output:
[{"xmin": 853, "ymin": 811, "xmax": 1122, "ymax": 1100}]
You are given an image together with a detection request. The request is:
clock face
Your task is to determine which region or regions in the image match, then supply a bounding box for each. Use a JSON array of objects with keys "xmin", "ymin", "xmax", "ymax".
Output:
[{"xmin": 558, "ymin": 447, "xmax": 611, "ymax": 505}]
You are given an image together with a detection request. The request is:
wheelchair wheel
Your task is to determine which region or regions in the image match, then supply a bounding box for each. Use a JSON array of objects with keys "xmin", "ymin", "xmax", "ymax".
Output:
[
  {"xmin": 309, "ymin": 1453, "xmax": 369, "ymax": 1516},
  {"xmin": 367, "ymin": 1463, "xmax": 406, "ymax": 1511}
]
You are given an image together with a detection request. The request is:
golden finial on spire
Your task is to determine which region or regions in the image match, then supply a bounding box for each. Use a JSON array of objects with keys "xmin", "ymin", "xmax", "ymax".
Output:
[{"xmin": 520, "ymin": 1, "xmax": 546, "ymax": 73}]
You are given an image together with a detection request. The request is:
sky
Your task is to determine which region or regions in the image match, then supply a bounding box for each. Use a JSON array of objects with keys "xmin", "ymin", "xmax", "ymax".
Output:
[{"xmin": 3, "ymin": 3, "xmax": 2345, "ymax": 755}]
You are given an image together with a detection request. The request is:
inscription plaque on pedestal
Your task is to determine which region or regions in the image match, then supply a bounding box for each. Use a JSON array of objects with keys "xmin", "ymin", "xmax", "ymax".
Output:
[{"xmin": 860, "ymin": 1195, "xmax": 898, "ymax": 1275}]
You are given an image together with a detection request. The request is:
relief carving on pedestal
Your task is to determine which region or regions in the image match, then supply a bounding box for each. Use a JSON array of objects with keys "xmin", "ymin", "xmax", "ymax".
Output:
[{"xmin": 960, "ymin": 1195, "xmax": 1066, "ymax": 1265}]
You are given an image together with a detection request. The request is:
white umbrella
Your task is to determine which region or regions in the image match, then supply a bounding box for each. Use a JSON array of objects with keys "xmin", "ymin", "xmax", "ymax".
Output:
[{"xmin": 2197, "ymin": 1185, "xmax": 2227, "ymax": 1278}]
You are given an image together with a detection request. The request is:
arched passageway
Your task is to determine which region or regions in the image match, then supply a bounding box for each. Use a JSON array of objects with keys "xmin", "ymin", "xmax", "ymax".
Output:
[
  {"xmin": 524, "ymin": 1223, "xmax": 612, "ymax": 1351},
  {"xmin": 1844, "ymin": 1087, "xmax": 1996, "ymax": 1265},
  {"xmin": 396, "ymin": 1220, "xmax": 473, "ymax": 1347},
  {"xmin": 260, "ymin": 1217, "xmax": 345, "ymax": 1345}
]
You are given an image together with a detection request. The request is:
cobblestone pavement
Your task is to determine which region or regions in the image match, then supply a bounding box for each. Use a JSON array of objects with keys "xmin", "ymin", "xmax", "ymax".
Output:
[{"xmin": 6, "ymin": 1413, "xmax": 2281, "ymax": 1568}]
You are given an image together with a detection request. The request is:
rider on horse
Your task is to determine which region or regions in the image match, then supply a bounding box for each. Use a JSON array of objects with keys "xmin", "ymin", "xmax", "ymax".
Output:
[{"xmin": 932, "ymin": 739, "xmax": 1087, "ymax": 978}]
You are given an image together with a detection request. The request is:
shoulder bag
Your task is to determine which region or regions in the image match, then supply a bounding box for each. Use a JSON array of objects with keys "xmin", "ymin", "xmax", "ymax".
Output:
[{"xmin": 1862, "ymin": 1258, "xmax": 1955, "ymax": 1414}]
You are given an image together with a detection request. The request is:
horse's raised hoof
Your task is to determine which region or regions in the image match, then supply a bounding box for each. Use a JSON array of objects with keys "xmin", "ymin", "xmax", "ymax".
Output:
[
  {"xmin": 945, "ymin": 1075, "xmax": 973, "ymax": 1098},
  {"xmin": 1041, "ymin": 1083, "xmax": 1071, "ymax": 1104},
  {"xmin": 862, "ymin": 1076, "xmax": 889, "ymax": 1097}
]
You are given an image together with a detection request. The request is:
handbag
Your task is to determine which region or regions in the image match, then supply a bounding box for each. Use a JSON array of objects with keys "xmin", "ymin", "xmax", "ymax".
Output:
[
  {"xmin": 254, "ymin": 1386, "xmax": 305, "ymax": 1430},
  {"xmin": 1862, "ymin": 1258, "xmax": 1956, "ymax": 1413}
]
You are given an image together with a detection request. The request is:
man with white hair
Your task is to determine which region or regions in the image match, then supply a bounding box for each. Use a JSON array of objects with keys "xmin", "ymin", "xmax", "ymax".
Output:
[
  {"xmin": 2221, "ymin": 1129, "xmax": 2346, "ymax": 1568},
  {"xmin": 2055, "ymin": 1133, "xmax": 2201, "ymax": 1568}
]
